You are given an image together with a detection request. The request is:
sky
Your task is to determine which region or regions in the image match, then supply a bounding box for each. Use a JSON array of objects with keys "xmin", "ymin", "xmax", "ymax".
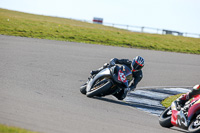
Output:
[{"xmin": 0, "ymin": 0, "xmax": 200, "ymax": 35}]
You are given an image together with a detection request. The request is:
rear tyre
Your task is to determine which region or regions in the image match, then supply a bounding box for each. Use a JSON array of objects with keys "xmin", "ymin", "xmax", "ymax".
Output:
[
  {"xmin": 86, "ymin": 79, "xmax": 112, "ymax": 98},
  {"xmin": 188, "ymin": 114, "xmax": 200, "ymax": 133},
  {"xmin": 159, "ymin": 107, "xmax": 173, "ymax": 128}
]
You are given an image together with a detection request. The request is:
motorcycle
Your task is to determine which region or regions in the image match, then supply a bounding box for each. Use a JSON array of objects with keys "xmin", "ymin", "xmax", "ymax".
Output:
[
  {"xmin": 80, "ymin": 64, "xmax": 133, "ymax": 98},
  {"xmin": 159, "ymin": 94, "xmax": 200, "ymax": 133}
]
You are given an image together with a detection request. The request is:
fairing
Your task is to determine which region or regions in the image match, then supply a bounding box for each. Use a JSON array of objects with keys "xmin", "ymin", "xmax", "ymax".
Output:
[
  {"xmin": 86, "ymin": 68, "xmax": 111, "ymax": 92},
  {"xmin": 188, "ymin": 98, "xmax": 200, "ymax": 122},
  {"xmin": 86, "ymin": 65, "xmax": 132, "ymax": 93},
  {"xmin": 111, "ymin": 65, "xmax": 132, "ymax": 88},
  {"xmin": 171, "ymin": 95, "xmax": 200, "ymax": 129},
  {"xmin": 171, "ymin": 102, "xmax": 179, "ymax": 127}
]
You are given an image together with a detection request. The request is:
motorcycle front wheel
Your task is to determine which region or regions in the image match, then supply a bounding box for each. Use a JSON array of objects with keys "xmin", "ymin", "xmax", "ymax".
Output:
[
  {"xmin": 188, "ymin": 114, "xmax": 200, "ymax": 133},
  {"xmin": 86, "ymin": 79, "xmax": 113, "ymax": 98},
  {"xmin": 80, "ymin": 84, "xmax": 87, "ymax": 95},
  {"xmin": 159, "ymin": 107, "xmax": 173, "ymax": 128}
]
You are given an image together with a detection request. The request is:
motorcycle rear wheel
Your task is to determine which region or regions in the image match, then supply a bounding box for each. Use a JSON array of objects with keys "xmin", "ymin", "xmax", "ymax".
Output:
[
  {"xmin": 159, "ymin": 107, "xmax": 173, "ymax": 128},
  {"xmin": 188, "ymin": 114, "xmax": 200, "ymax": 133},
  {"xmin": 86, "ymin": 79, "xmax": 112, "ymax": 98}
]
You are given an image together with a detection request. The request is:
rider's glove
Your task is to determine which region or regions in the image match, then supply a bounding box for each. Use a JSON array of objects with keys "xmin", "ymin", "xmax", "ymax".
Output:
[
  {"xmin": 176, "ymin": 94, "xmax": 187, "ymax": 107},
  {"xmin": 103, "ymin": 63, "xmax": 109, "ymax": 68}
]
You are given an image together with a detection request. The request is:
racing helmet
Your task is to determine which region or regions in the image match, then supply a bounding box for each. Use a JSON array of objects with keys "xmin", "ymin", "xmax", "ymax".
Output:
[
  {"xmin": 132, "ymin": 56, "xmax": 145, "ymax": 72},
  {"xmin": 193, "ymin": 84, "xmax": 200, "ymax": 90}
]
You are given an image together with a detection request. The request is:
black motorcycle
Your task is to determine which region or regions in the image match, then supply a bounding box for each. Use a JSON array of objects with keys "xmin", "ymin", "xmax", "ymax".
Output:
[{"xmin": 80, "ymin": 65, "xmax": 133, "ymax": 98}]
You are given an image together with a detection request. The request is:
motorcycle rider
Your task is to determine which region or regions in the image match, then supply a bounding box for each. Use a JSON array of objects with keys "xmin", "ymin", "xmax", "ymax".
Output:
[
  {"xmin": 176, "ymin": 84, "xmax": 200, "ymax": 107},
  {"xmin": 90, "ymin": 56, "xmax": 145, "ymax": 100}
]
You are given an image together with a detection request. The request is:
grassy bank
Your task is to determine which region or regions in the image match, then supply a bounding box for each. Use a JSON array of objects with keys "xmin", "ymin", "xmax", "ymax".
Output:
[
  {"xmin": 0, "ymin": 8, "xmax": 200, "ymax": 54},
  {"xmin": 161, "ymin": 94, "xmax": 182, "ymax": 108},
  {"xmin": 0, "ymin": 124, "xmax": 38, "ymax": 133}
]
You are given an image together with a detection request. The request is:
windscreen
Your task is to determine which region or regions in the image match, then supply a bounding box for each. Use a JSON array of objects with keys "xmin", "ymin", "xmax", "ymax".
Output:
[{"xmin": 121, "ymin": 65, "xmax": 133, "ymax": 83}]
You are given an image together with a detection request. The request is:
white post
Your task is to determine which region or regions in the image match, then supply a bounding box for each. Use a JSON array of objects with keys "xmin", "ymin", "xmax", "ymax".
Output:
[{"xmin": 141, "ymin": 27, "xmax": 144, "ymax": 32}]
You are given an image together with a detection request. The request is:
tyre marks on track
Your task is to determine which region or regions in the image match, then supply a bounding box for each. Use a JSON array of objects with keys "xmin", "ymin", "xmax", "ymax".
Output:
[{"xmin": 124, "ymin": 87, "xmax": 191, "ymax": 116}]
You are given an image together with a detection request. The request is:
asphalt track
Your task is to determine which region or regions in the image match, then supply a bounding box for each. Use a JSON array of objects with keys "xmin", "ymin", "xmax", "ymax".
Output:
[{"xmin": 0, "ymin": 35, "xmax": 199, "ymax": 133}]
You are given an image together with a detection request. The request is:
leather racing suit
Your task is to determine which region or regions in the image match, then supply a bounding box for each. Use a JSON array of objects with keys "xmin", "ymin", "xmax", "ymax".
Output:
[{"xmin": 177, "ymin": 84, "xmax": 200, "ymax": 106}]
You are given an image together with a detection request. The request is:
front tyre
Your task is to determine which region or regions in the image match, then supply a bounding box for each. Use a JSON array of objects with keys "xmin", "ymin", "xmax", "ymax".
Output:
[
  {"xmin": 80, "ymin": 84, "xmax": 87, "ymax": 95},
  {"xmin": 188, "ymin": 114, "xmax": 200, "ymax": 133},
  {"xmin": 159, "ymin": 107, "xmax": 173, "ymax": 128},
  {"xmin": 86, "ymin": 79, "xmax": 112, "ymax": 98}
]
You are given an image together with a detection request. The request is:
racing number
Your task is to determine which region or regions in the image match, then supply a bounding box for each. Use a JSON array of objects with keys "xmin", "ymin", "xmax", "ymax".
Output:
[{"xmin": 118, "ymin": 70, "xmax": 127, "ymax": 82}]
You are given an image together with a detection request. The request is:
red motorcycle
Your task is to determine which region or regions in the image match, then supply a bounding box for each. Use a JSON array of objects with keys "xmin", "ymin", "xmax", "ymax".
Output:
[{"xmin": 159, "ymin": 94, "xmax": 200, "ymax": 133}]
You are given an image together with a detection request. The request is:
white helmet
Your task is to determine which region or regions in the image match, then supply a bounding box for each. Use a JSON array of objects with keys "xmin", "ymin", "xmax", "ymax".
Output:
[{"xmin": 193, "ymin": 84, "xmax": 200, "ymax": 90}]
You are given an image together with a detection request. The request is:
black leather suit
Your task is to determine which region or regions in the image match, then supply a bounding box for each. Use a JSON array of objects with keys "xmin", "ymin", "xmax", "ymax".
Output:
[{"xmin": 110, "ymin": 58, "xmax": 143, "ymax": 91}]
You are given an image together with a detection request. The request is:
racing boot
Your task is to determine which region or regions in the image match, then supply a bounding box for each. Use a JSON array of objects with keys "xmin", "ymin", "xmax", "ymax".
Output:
[
  {"xmin": 113, "ymin": 88, "xmax": 130, "ymax": 100},
  {"xmin": 90, "ymin": 70, "xmax": 100, "ymax": 76},
  {"xmin": 90, "ymin": 63, "xmax": 109, "ymax": 76},
  {"xmin": 121, "ymin": 88, "xmax": 131, "ymax": 100}
]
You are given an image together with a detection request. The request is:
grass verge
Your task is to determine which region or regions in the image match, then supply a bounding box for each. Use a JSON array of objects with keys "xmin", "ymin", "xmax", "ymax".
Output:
[
  {"xmin": 0, "ymin": 124, "xmax": 38, "ymax": 133},
  {"xmin": 0, "ymin": 8, "xmax": 200, "ymax": 54},
  {"xmin": 161, "ymin": 94, "xmax": 183, "ymax": 108}
]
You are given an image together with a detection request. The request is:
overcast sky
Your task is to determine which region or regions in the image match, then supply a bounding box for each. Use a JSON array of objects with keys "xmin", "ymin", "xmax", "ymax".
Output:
[{"xmin": 0, "ymin": 0, "xmax": 200, "ymax": 34}]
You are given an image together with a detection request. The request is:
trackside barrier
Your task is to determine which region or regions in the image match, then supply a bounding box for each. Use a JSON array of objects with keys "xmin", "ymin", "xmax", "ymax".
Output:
[{"xmin": 76, "ymin": 19, "xmax": 200, "ymax": 38}]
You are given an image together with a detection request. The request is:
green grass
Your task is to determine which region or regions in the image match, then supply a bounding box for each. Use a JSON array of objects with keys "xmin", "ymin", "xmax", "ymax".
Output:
[
  {"xmin": 0, "ymin": 124, "xmax": 38, "ymax": 133},
  {"xmin": 161, "ymin": 94, "xmax": 183, "ymax": 108},
  {"xmin": 0, "ymin": 8, "xmax": 200, "ymax": 54}
]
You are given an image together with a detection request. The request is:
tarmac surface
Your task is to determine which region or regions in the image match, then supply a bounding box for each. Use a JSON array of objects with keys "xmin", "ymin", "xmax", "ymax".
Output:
[{"xmin": 0, "ymin": 35, "xmax": 199, "ymax": 133}]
